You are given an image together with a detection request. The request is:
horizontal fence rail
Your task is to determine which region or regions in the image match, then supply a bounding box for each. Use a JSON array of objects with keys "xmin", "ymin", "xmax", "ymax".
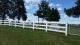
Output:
[{"xmin": 0, "ymin": 20, "xmax": 68, "ymax": 36}]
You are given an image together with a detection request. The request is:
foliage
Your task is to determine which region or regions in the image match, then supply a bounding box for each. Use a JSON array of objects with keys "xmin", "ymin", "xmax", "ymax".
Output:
[
  {"xmin": 0, "ymin": 0, "xmax": 6, "ymax": 20},
  {"xmin": 34, "ymin": 10, "xmax": 42, "ymax": 23},
  {"xmin": 34, "ymin": 0, "xmax": 60, "ymax": 21},
  {"xmin": 0, "ymin": 0, "xmax": 27, "ymax": 21},
  {"xmin": 64, "ymin": 0, "xmax": 80, "ymax": 18},
  {"xmin": 46, "ymin": 8, "xmax": 60, "ymax": 21},
  {"xmin": 17, "ymin": 0, "xmax": 27, "ymax": 21}
]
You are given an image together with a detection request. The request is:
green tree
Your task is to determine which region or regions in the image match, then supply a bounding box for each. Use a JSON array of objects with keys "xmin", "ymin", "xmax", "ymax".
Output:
[
  {"xmin": 0, "ymin": 0, "xmax": 6, "ymax": 20},
  {"xmin": 17, "ymin": 0, "xmax": 27, "ymax": 21},
  {"xmin": 64, "ymin": 0, "xmax": 80, "ymax": 18},
  {"xmin": 34, "ymin": 10, "xmax": 42, "ymax": 23},
  {"xmin": 53, "ymin": 8, "xmax": 60, "ymax": 21},
  {"xmin": 46, "ymin": 8, "xmax": 60, "ymax": 21},
  {"xmin": 34, "ymin": 0, "xmax": 60, "ymax": 22},
  {"xmin": 0, "ymin": 0, "xmax": 27, "ymax": 21},
  {"xmin": 34, "ymin": 0, "xmax": 50, "ymax": 22}
]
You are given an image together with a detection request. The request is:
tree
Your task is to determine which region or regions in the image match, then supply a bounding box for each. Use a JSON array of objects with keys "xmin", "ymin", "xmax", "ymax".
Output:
[
  {"xmin": 17, "ymin": 0, "xmax": 27, "ymax": 21},
  {"xmin": 0, "ymin": 0, "xmax": 6, "ymax": 20},
  {"xmin": 53, "ymin": 8, "xmax": 60, "ymax": 21},
  {"xmin": 34, "ymin": 10, "xmax": 42, "ymax": 23},
  {"xmin": 0, "ymin": 0, "xmax": 27, "ymax": 21},
  {"xmin": 46, "ymin": 8, "xmax": 60, "ymax": 21},
  {"xmin": 64, "ymin": 0, "xmax": 80, "ymax": 18},
  {"xmin": 34, "ymin": 0, "xmax": 50, "ymax": 22},
  {"xmin": 76, "ymin": 0, "xmax": 80, "ymax": 6},
  {"xmin": 34, "ymin": 0, "xmax": 60, "ymax": 22}
]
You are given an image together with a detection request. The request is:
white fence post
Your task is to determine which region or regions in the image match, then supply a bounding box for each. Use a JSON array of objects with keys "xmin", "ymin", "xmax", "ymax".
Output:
[
  {"xmin": 23, "ymin": 21, "xmax": 25, "ymax": 29},
  {"xmin": 15, "ymin": 20, "xmax": 16, "ymax": 27},
  {"xmin": 9, "ymin": 21, "xmax": 11, "ymax": 26},
  {"xmin": 45, "ymin": 22, "xmax": 48, "ymax": 32},
  {"xmin": 65, "ymin": 23, "xmax": 68, "ymax": 36},
  {"xmin": 0, "ymin": 20, "xmax": 2, "ymax": 25},
  {"xmin": 33, "ymin": 21, "xmax": 35, "ymax": 30},
  {"xmin": 3, "ymin": 20, "xmax": 5, "ymax": 25}
]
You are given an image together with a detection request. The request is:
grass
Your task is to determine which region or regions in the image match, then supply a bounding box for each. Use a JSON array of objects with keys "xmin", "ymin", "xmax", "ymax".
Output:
[
  {"xmin": 68, "ymin": 26, "xmax": 80, "ymax": 35},
  {"xmin": 0, "ymin": 25, "xmax": 80, "ymax": 45}
]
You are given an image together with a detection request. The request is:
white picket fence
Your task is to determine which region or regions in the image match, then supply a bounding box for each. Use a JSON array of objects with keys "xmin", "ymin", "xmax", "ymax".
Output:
[{"xmin": 0, "ymin": 20, "xmax": 68, "ymax": 36}]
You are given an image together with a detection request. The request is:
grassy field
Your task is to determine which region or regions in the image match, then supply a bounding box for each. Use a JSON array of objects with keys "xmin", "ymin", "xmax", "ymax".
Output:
[
  {"xmin": 68, "ymin": 26, "xmax": 80, "ymax": 35},
  {"xmin": 0, "ymin": 25, "xmax": 80, "ymax": 45}
]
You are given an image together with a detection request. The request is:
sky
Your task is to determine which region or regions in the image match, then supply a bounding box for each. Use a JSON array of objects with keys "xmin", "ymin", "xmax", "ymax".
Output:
[{"xmin": 24, "ymin": 0, "xmax": 80, "ymax": 23}]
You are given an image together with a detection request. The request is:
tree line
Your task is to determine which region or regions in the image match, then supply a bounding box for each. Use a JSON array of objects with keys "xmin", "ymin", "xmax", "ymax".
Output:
[
  {"xmin": 0, "ymin": 0, "xmax": 80, "ymax": 22},
  {"xmin": 0, "ymin": 0, "xmax": 27, "ymax": 21},
  {"xmin": 34, "ymin": 0, "xmax": 60, "ymax": 22},
  {"xmin": 64, "ymin": 0, "xmax": 80, "ymax": 18}
]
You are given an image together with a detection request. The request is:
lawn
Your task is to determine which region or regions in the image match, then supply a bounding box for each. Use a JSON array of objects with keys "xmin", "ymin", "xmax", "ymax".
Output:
[
  {"xmin": 68, "ymin": 26, "xmax": 80, "ymax": 35},
  {"xmin": 0, "ymin": 25, "xmax": 80, "ymax": 45}
]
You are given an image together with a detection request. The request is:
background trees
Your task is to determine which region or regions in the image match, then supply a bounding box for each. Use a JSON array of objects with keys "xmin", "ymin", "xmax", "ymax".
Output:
[
  {"xmin": 34, "ymin": 0, "xmax": 60, "ymax": 22},
  {"xmin": 0, "ymin": 0, "xmax": 27, "ymax": 21},
  {"xmin": 46, "ymin": 8, "xmax": 60, "ymax": 21},
  {"xmin": 64, "ymin": 0, "xmax": 80, "ymax": 18},
  {"xmin": 0, "ymin": 0, "xmax": 6, "ymax": 20},
  {"xmin": 17, "ymin": 0, "xmax": 27, "ymax": 21},
  {"xmin": 34, "ymin": 10, "xmax": 42, "ymax": 23}
]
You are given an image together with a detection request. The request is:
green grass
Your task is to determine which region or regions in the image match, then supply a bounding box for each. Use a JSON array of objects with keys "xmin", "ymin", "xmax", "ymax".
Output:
[
  {"xmin": 0, "ymin": 25, "xmax": 80, "ymax": 45},
  {"xmin": 68, "ymin": 26, "xmax": 80, "ymax": 35}
]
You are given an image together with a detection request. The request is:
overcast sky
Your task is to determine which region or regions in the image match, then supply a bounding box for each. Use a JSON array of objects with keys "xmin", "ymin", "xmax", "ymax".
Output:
[{"xmin": 24, "ymin": 0, "xmax": 80, "ymax": 23}]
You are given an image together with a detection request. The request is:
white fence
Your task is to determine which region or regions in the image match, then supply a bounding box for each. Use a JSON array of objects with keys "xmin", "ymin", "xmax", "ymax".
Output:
[{"xmin": 0, "ymin": 20, "xmax": 68, "ymax": 36}]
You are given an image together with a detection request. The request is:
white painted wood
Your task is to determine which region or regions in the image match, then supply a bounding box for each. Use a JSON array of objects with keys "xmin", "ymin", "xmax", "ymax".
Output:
[
  {"xmin": 35, "ymin": 28, "xmax": 45, "ymax": 30},
  {"xmin": 0, "ymin": 20, "xmax": 68, "ymax": 36},
  {"xmin": 65, "ymin": 23, "xmax": 68, "ymax": 36},
  {"xmin": 33, "ymin": 21, "xmax": 35, "ymax": 30},
  {"xmin": 45, "ymin": 22, "xmax": 48, "ymax": 32},
  {"xmin": 15, "ymin": 20, "xmax": 16, "ymax": 27},
  {"xmin": 35, "ymin": 25, "xmax": 46, "ymax": 26},
  {"xmin": 48, "ymin": 29, "xmax": 65, "ymax": 33},
  {"xmin": 9, "ymin": 21, "xmax": 11, "ymax": 26},
  {"xmin": 48, "ymin": 26, "xmax": 66, "ymax": 28},
  {"xmin": 23, "ymin": 21, "xmax": 25, "ymax": 29}
]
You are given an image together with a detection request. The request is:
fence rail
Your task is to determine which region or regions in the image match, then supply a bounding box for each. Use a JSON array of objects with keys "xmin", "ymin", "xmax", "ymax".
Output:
[{"xmin": 0, "ymin": 20, "xmax": 68, "ymax": 36}]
